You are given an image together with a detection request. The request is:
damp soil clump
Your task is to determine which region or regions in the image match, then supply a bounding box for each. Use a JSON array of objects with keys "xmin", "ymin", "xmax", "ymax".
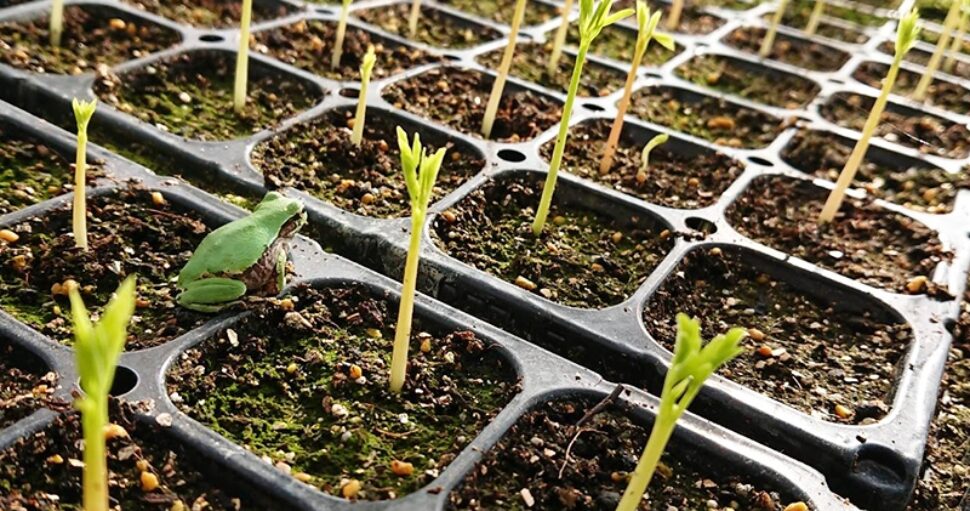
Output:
[
  {"xmin": 852, "ymin": 61, "xmax": 969, "ymax": 115},
  {"xmin": 677, "ymin": 55, "xmax": 820, "ymax": 109},
  {"xmin": 125, "ymin": 0, "xmax": 290, "ymax": 28},
  {"xmin": 724, "ymin": 27, "xmax": 849, "ymax": 71},
  {"xmin": 167, "ymin": 284, "xmax": 519, "ymax": 501},
  {"xmin": 356, "ymin": 3, "xmax": 502, "ymax": 49},
  {"xmin": 478, "ymin": 43, "xmax": 627, "ymax": 97},
  {"xmin": 0, "ymin": 338, "xmax": 54, "ymax": 430}
]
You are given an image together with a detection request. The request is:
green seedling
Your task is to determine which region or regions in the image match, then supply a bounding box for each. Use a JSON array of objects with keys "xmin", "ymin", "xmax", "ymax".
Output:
[
  {"xmin": 805, "ymin": 0, "xmax": 826, "ymax": 35},
  {"xmin": 389, "ymin": 128, "xmax": 447, "ymax": 393},
  {"xmin": 599, "ymin": 2, "xmax": 675, "ymax": 174},
  {"xmin": 71, "ymin": 276, "xmax": 138, "ymax": 511},
  {"xmin": 351, "ymin": 46, "xmax": 377, "ymax": 146},
  {"xmin": 615, "ymin": 313, "xmax": 745, "ymax": 511},
  {"xmin": 332, "ymin": 0, "xmax": 353, "ymax": 70},
  {"xmin": 943, "ymin": 2, "xmax": 969, "ymax": 73},
  {"xmin": 819, "ymin": 9, "xmax": 920, "ymax": 223},
  {"xmin": 408, "ymin": 0, "xmax": 422, "ymax": 38},
  {"xmin": 636, "ymin": 133, "xmax": 669, "ymax": 183},
  {"xmin": 50, "ymin": 0, "xmax": 64, "ymax": 46},
  {"xmin": 481, "ymin": 0, "xmax": 530, "ymax": 138},
  {"xmin": 234, "ymin": 0, "xmax": 254, "ymax": 114},
  {"xmin": 72, "ymin": 98, "xmax": 96, "ymax": 251},
  {"xmin": 548, "ymin": 0, "xmax": 577, "ymax": 73},
  {"xmin": 666, "ymin": 0, "xmax": 684, "ymax": 30},
  {"xmin": 760, "ymin": 0, "xmax": 789, "ymax": 57},
  {"xmin": 532, "ymin": 0, "xmax": 633, "ymax": 236},
  {"xmin": 913, "ymin": 0, "xmax": 962, "ymax": 100}
]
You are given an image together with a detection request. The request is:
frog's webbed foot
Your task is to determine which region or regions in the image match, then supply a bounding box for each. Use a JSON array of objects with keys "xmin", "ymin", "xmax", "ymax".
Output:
[{"xmin": 177, "ymin": 277, "xmax": 248, "ymax": 313}]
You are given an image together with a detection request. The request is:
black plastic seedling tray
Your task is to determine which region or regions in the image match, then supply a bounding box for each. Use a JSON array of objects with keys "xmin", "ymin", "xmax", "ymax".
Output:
[{"xmin": 0, "ymin": 0, "xmax": 967, "ymax": 509}]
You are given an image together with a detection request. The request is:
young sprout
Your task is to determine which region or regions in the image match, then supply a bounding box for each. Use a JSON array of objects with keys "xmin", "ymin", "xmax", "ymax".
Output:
[
  {"xmin": 819, "ymin": 9, "xmax": 920, "ymax": 223},
  {"xmin": 481, "ymin": 0, "xmax": 529, "ymax": 139},
  {"xmin": 351, "ymin": 46, "xmax": 377, "ymax": 146},
  {"xmin": 234, "ymin": 0, "xmax": 253, "ymax": 114},
  {"xmin": 760, "ymin": 0, "xmax": 789, "ymax": 57},
  {"xmin": 599, "ymin": 2, "xmax": 675, "ymax": 174},
  {"xmin": 50, "ymin": 0, "xmax": 64, "ymax": 46},
  {"xmin": 408, "ymin": 0, "xmax": 422, "ymax": 38},
  {"xmin": 332, "ymin": 0, "xmax": 353, "ymax": 70},
  {"xmin": 943, "ymin": 2, "xmax": 969, "ymax": 73},
  {"xmin": 615, "ymin": 313, "xmax": 745, "ymax": 511},
  {"xmin": 72, "ymin": 98, "xmax": 97, "ymax": 251},
  {"xmin": 636, "ymin": 133, "xmax": 669, "ymax": 183},
  {"xmin": 804, "ymin": 0, "xmax": 825, "ymax": 36},
  {"xmin": 389, "ymin": 128, "xmax": 447, "ymax": 394},
  {"xmin": 71, "ymin": 276, "xmax": 138, "ymax": 511},
  {"xmin": 665, "ymin": 0, "xmax": 684, "ymax": 30},
  {"xmin": 547, "ymin": 0, "xmax": 576, "ymax": 73},
  {"xmin": 914, "ymin": 0, "xmax": 965, "ymax": 98},
  {"xmin": 532, "ymin": 0, "xmax": 633, "ymax": 236}
]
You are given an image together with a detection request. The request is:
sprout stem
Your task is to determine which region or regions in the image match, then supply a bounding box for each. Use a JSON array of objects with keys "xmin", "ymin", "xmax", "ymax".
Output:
[
  {"xmin": 234, "ymin": 0, "xmax": 253, "ymax": 114},
  {"xmin": 72, "ymin": 98, "xmax": 96, "ymax": 251},
  {"xmin": 805, "ymin": 0, "xmax": 825, "ymax": 36},
  {"xmin": 351, "ymin": 46, "xmax": 377, "ymax": 146},
  {"xmin": 332, "ymin": 0, "xmax": 353, "ymax": 70},
  {"xmin": 481, "ymin": 0, "xmax": 529, "ymax": 139},
  {"xmin": 760, "ymin": 0, "xmax": 788, "ymax": 57},
  {"xmin": 636, "ymin": 133, "xmax": 669, "ymax": 182},
  {"xmin": 50, "ymin": 0, "xmax": 64, "ymax": 46},
  {"xmin": 408, "ymin": 0, "xmax": 422, "ymax": 38},
  {"xmin": 548, "ymin": 0, "xmax": 576, "ymax": 73},
  {"xmin": 913, "ymin": 0, "xmax": 961, "ymax": 100},
  {"xmin": 943, "ymin": 9, "xmax": 968, "ymax": 73},
  {"xmin": 665, "ymin": 0, "xmax": 683, "ymax": 30}
]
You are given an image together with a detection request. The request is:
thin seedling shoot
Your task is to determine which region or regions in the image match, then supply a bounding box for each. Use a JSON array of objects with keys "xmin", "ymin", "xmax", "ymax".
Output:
[
  {"xmin": 615, "ymin": 313, "xmax": 746, "ymax": 511},
  {"xmin": 234, "ymin": 0, "xmax": 254, "ymax": 114},
  {"xmin": 408, "ymin": 0, "xmax": 422, "ymax": 38},
  {"xmin": 599, "ymin": 2, "xmax": 675, "ymax": 174},
  {"xmin": 805, "ymin": 0, "xmax": 826, "ymax": 36},
  {"xmin": 351, "ymin": 46, "xmax": 377, "ymax": 146},
  {"xmin": 818, "ymin": 9, "xmax": 921, "ymax": 223},
  {"xmin": 49, "ymin": 0, "xmax": 64, "ymax": 46},
  {"xmin": 548, "ymin": 0, "xmax": 577, "ymax": 72},
  {"xmin": 332, "ymin": 0, "xmax": 353, "ymax": 70},
  {"xmin": 760, "ymin": 0, "xmax": 790, "ymax": 57},
  {"xmin": 636, "ymin": 132, "xmax": 669, "ymax": 184},
  {"xmin": 532, "ymin": 0, "xmax": 633, "ymax": 236},
  {"xmin": 914, "ymin": 0, "xmax": 966, "ymax": 99},
  {"xmin": 72, "ymin": 98, "xmax": 96, "ymax": 251},
  {"xmin": 389, "ymin": 127, "xmax": 447, "ymax": 393},
  {"xmin": 944, "ymin": 1, "xmax": 969, "ymax": 73},
  {"xmin": 666, "ymin": 0, "xmax": 684, "ymax": 30},
  {"xmin": 481, "ymin": 0, "xmax": 530, "ymax": 139}
]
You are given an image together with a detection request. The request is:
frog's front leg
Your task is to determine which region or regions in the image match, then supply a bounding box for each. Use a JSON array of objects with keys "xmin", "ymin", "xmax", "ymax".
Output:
[{"xmin": 177, "ymin": 277, "xmax": 248, "ymax": 313}]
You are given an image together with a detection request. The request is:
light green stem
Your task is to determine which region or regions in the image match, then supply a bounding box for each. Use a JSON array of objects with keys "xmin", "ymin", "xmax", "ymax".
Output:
[
  {"xmin": 913, "ymin": 0, "xmax": 962, "ymax": 100},
  {"xmin": 666, "ymin": 0, "xmax": 684, "ymax": 30},
  {"xmin": 50, "ymin": 0, "xmax": 64, "ymax": 46},
  {"xmin": 408, "ymin": 0, "xmax": 422, "ymax": 37},
  {"xmin": 81, "ymin": 399, "xmax": 108, "ymax": 511},
  {"xmin": 943, "ymin": 11, "xmax": 968, "ymax": 73},
  {"xmin": 332, "ymin": 0, "xmax": 351, "ymax": 70},
  {"xmin": 481, "ymin": 0, "xmax": 528, "ymax": 138},
  {"xmin": 389, "ymin": 215, "xmax": 423, "ymax": 393},
  {"xmin": 234, "ymin": 0, "xmax": 253, "ymax": 114},
  {"xmin": 616, "ymin": 419, "xmax": 677, "ymax": 511},
  {"xmin": 548, "ymin": 0, "xmax": 576, "ymax": 73},
  {"xmin": 351, "ymin": 62, "xmax": 374, "ymax": 145},
  {"xmin": 760, "ymin": 0, "xmax": 788, "ymax": 57},
  {"xmin": 805, "ymin": 0, "xmax": 825, "ymax": 35},
  {"xmin": 73, "ymin": 126, "xmax": 88, "ymax": 250}
]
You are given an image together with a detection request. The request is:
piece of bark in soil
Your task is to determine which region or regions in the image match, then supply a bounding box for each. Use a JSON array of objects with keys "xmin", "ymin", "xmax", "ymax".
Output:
[
  {"xmin": 355, "ymin": 3, "xmax": 501, "ymax": 49},
  {"xmin": 477, "ymin": 42, "xmax": 627, "ymax": 97},
  {"xmin": 0, "ymin": 338, "xmax": 53, "ymax": 430},
  {"xmin": 676, "ymin": 54, "xmax": 820, "ymax": 109},
  {"xmin": 124, "ymin": 0, "xmax": 291, "ymax": 28},
  {"xmin": 852, "ymin": 61, "xmax": 969, "ymax": 115},
  {"xmin": 724, "ymin": 27, "xmax": 849, "ymax": 71}
]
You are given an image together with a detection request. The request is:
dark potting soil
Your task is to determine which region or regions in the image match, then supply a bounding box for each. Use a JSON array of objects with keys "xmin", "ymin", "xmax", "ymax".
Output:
[
  {"xmin": 676, "ymin": 55, "xmax": 820, "ymax": 109},
  {"xmin": 782, "ymin": 0, "xmax": 887, "ymax": 27},
  {"xmin": 914, "ymin": 0, "xmax": 953, "ymax": 23},
  {"xmin": 124, "ymin": 0, "xmax": 290, "ymax": 28},
  {"xmin": 0, "ymin": 402, "xmax": 275, "ymax": 510},
  {"xmin": 437, "ymin": 0, "xmax": 560, "ymax": 26},
  {"xmin": 852, "ymin": 61, "xmax": 969, "ymax": 115},
  {"xmin": 540, "ymin": 118, "xmax": 744, "ymax": 209},
  {"xmin": 645, "ymin": 247, "xmax": 910, "ymax": 424},
  {"xmin": 0, "ymin": 338, "xmax": 53, "ymax": 431},
  {"xmin": 723, "ymin": 27, "xmax": 850, "ymax": 71},
  {"xmin": 885, "ymin": 42, "xmax": 970, "ymax": 80},
  {"xmin": 477, "ymin": 43, "xmax": 628, "ymax": 97},
  {"xmin": 726, "ymin": 175, "xmax": 950, "ymax": 296},
  {"xmin": 252, "ymin": 108, "xmax": 485, "ymax": 218},
  {"xmin": 383, "ymin": 67, "xmax": 563, "ymax": 143},
  {"xmin": 0, "ymin": 0, "xmax": 33, "ymax": 6},
  {"xmin": 431, "ymin": 173, "xmax": 674, "ymax": 309},
  {"xmin": 449, "ymin": 398, "xmax": 805, "ymax": 510},
  {"xmin": 0, "ymin": 186, "xmax": 211, "ymax": 349},
  {"xmin": 628, "ymin": 86, "xmax": 785, "ymax": 149},
  {"xmin": 849, "ymin": 0, "xmax": 900, "ymax": 7},
  {"xmin": 253, "ymin": 19, "xmax": 442, "ymax": 82},
  {"xmin": 782, "ymin": 129, "xmax": 969, "ymax": 214},
  {"xmin": 167, "ymin": 284, "xmax": 519, "ymax": 501},
  {"xmin": 565, "ymin": 24, "xmax": 680, "ymax": 67},
  {"xmin": 0, "ymin": 5, "xmax": 178, "ymax": 75},
  {"xmin": 355, "ymin": 3, "xmax": 501, "ymax": 49},
  {"xmin": 773, "ymin": 13, "xmax": 869, "ymax": 44},
  {"xmin": 616, "ymin": 0, "xmax": 726, "ymax": 35},
  {"xmin": 95, "ymin": 51, "xmax": 321, "ymax": 141},
  {"xmin": 819, "ymin": 92, "xmax": 970, "ymax": 159}
]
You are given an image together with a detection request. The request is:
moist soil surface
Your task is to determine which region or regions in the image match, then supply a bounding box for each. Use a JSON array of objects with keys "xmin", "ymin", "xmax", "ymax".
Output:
[
  {"xmin": 726, "ymin": 175, "xmax": 949, "ymax": 296},
  {"xmin": 783, "ymin": 0, "xmax": 887, "ymax": 27},
  {"xmin": 852, "ymin": 61, "xmax": 969, "ymax": 115},
  {"xmin": 819, "ymin": 92, "xmax": 970, "ymax": 159},
  {"xmin": 886, "ymin": 42, "xmax": 970, "ymax": 80},
  {"xmin": 95, "ymin": 51, "xmax": 321, "ymax": 141},
  {"xmin": 0, "ymin": 338, "xmax": 53, "ymax": 431},
  {"xmin": 0, "ymin": 5, "xmax": 178, "ymax": 75},
  {"xmin": 0, "ymin": 402, "xmax": 274, "ymax": 510},
  {"xmin": 478, "ymin": 43, "xmax": 627, "ymax": 97},
  {"xmin": 773, "ymin": 13, "xmax": 869, "ymax": 44},
  {"xmin": 724, "ymin": 27, "xmax": 849, "ymax": 71},
  {"xmin": 645, "ymin": 247, "xmax": 910, "ymax": 424},
  {"xmin": 356, "ymin": 3, "xmax": 501, "ymax": 49},
  {"xmin": 431, "ymin": 173, "xmax": 674, "ymax": 308},
  {"xmin": 565, "ymin": 24, "xmax": 680, "ymax": 67},
  {"xmin": 919, "ymin": 28, "xmax": 970, "ymax": 55},
  {"xmin": 540, "ymin": 118, "xmax": 744, "ymax": 209},
  {"xmin": 437, "ymin": 0, "xmax": 560, "ymax": 26},
  {"xmin": 629, "ymin": 86, "xmax": 785, "ymax": 149},
  {"xmin": 252, "ymin": 108, "xmax": 485, "ymax": 218},
  {"xmin": 782, "ymin": 129, "xmax": 969, "ymax": 214},
  {"xmin": 124, "ymin": 0, "xmax": 290, "ymax": 28},
  {"xmin": 254, "ymin": 19, "xmax": 441, "ymax": 82},
  {"xmin": 0, "ymin": 186, "xmax": 210, "ymax": 350},
  {"xmin": 449, "ymin": 398, "xmax": 804, "ymax": 510},
  {"xmin": 383, "ymin": 67, "xmax": 563, "ymax": 143},
  {"xmin": 676, "ymin": 55, "xmax": 820, "ymax": 109},
  {"xmin": 168, "ymin": 284, "xmax": 518, "ymax": 501},
  {"xmin": 616, "ymin": 0, "xmax": 725, "ymax": 35}
]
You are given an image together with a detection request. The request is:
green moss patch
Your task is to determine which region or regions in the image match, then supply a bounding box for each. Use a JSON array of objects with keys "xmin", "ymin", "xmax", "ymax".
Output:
[
  {"xmin": 676, "ymin": 55, "xmax": 820, "ymax": 109},
  {"xmin": 0, "ymin": 123, "xmax": 91, "ymax": 216}
]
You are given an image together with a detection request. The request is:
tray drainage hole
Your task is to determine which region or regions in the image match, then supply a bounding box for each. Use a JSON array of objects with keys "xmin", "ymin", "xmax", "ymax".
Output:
[
  {"xmin": 340, "ymin": 87, "xmax": 361, "ymax": 98},
  {"xmin": 199, "ymin": 34, "xmax": 224, "ymax": 43},
  {"xmin": 829, "ymin": 78, "xmax": 845, "ymax": 85},
  {"xmin": 686, "ymin": 217, "xmax": 717, "ymax": 234},
  {"xmin": 853, "ymin": 444, "xmax": 908, "ymax": 486},
  {"xmin": 79, "ymin": 366, "xmax": 138, "ymax": 397},
  {"xmin": 316, "ymin": 7, "xmax": 334, "ymax": 15},
  {"xmin": 944, "ymin": 318, "xmax": 957, "ymax": 334},
  {"xmin": 583, "ymin": 103, "xmax": 605, "ymax": 112},
  {"xmin": 645, "ymin": 72, "xmax": 662, "ymax": 79},
  {"xmin": 747, "ymin": 156, "xmax": 774, "ymax": 167},
  {"xmin": 498, "ymin": 149, "xmax": 527, "ymax": 162}
]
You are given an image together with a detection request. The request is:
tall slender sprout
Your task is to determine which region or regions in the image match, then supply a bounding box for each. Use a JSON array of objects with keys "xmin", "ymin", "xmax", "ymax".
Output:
[
  {"xmin": 666, "ymin": 0, "xmax": 684, "ymax": 30},
  {"xmin": 234, "ymin": 0, "xmax": 253, "ymax": 114},
  {"xmin": 636, "ymin": 133, "xmax": 669, "ymax": 183},
  {"xmin": 615, "ymin": 313, "xmax": 745, "ymax": 511},
  {"xmin": 72, "ymin": 98, "xmax": 96, "ymax": 251},
  {"xmin": 332, "ymin": 0, "xmax": 353, "ymax": 70},
  {"xmin": 599, "ymin": 2, "xmax": 674, "ymax": 174},
  {"xmin": 408, "ymin": 0, "xmax": 422, "ymax": 38},
  {"xmin": 913, "ymin": 0, "xmax": 961, "ymax": 100},
  {"xmin": 351, "ymin": 46, "xmax": 377, "ymax": 146},
  {"xmin": 50, "ymin": 0, "xmax": 64, "ymax": 46},
  {"xmin": 481, "ymin": 0, "xmax": 529, "ymax": 138},
  {"xmin": 819, "ymin": 9, "xmax": 921, "ymax": 223},
  {"xmin": 804, "ymin": 0, "xmax": 825, "ymax": 35},
  {"xmin": 548, "ymin": 0, "xmax": 576, "ymax": 73},
  {"xmin": 532, "ymin": 0, "xmax": 633, "ymax": 236},
  {"xmin": 760, "ymin": 0, "xmax": 789, "ymax": 57},
  {"xmin": 71, "ymin": 277, "xmax": 137, "ymax": 511},
  {"xmin": 389, "ymin": 128, "xmax": 446, "ymax": 394},
  {"xmin": 943, "ymin": 2, "xmax": 969, "ymax": 73}
]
